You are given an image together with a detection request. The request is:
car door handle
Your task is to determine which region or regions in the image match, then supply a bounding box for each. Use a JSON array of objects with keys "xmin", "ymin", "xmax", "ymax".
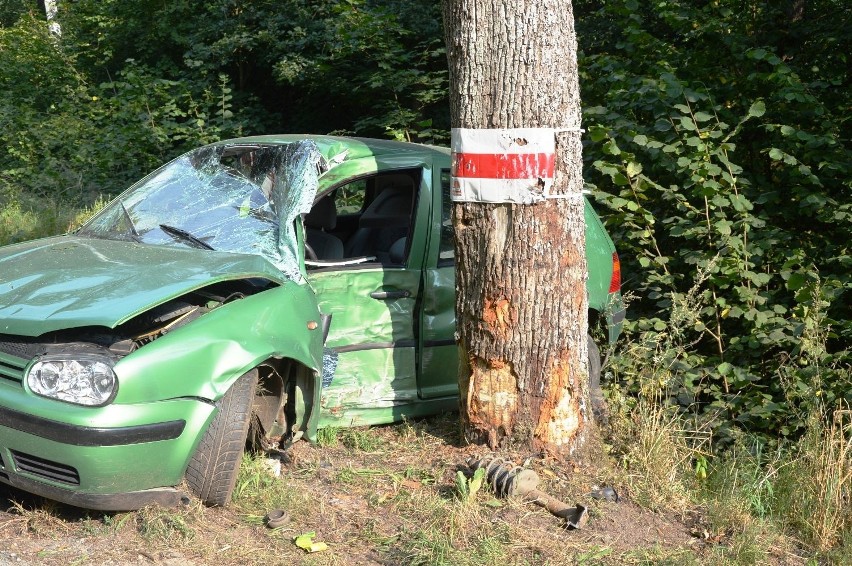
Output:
[{"xmin": 370, "ymin": 290, "xmax": 411, "ymax": 300}]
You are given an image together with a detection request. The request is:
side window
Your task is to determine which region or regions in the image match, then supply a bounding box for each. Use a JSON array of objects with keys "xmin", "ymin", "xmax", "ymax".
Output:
[
  {"xmin": 438, "ymin": 168, "xmax": 454, "ymax": 265},
  {"xmin": 306, "ymin": 168, "xmax": 420, "ymax": 266}
]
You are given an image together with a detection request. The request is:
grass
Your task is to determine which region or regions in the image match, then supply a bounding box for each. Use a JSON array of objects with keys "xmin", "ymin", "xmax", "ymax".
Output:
[
  {"xmin": 0, "ymin": 192, "xmax": 104, "ymax": 245},
  {"xmin": 135, "ymin": 502, "xmax": 199, "ymax": 542},
  {"xmin": 1, "ymin": 408, "xmax": 848, "ymax": 564},
  {"xmin": 604, "ymin": 267, "xmax": 852, "ymax": 565},
  {"xmin": 775, "ymin": 407, "xmax": 852, "ymax": 552}
]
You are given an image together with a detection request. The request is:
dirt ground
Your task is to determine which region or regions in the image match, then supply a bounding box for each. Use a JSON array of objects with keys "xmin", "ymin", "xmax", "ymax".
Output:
[{"xmin": 0, "ymin": 416, "xmax": 807, "ymax": 565}]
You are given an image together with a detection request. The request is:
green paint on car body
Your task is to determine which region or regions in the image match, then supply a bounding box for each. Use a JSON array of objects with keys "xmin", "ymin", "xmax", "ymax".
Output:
[{"xmin": 0, "ymin": 236, "xmax": 286, "ymax": 336}]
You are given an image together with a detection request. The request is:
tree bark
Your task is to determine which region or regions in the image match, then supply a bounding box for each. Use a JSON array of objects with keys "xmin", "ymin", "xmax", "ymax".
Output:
[
  {"xmin": 443, "ymin": 0, "xmax": 589, "ymax": 455},
  {"xmin": 43, "ymin": 0, "xmax": 61, "ymax": 38}
]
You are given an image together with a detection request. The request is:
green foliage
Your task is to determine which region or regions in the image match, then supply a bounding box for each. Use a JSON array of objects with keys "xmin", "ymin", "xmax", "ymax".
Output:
[
  {"xmin": 0, "ymin": 0, "xmax": 29, "ymax": 27},
  {"xmin": 59, "ymin": 0, "xmax": 448, "ymax": 141},
  {"xmin": 262, "ymin": 0, "xmax": 450, "ymax": 141},
  {"xmin": 0, "ymin": 196, "xmax": 104, "ymax": 246},
  {"xmin": 0, "ymin": 12, "xmax": 77, "ymax": 108},
  {"xmin": 0, "ymin": 13, "xmax": 249, "ymax": 206},
  {"xmin": 578, "ymin": 0, "xmax": 851, "ymax": 442},
  {"xmin": 454, "ymin": 467, "xmax": 485, "ymax": 502}
]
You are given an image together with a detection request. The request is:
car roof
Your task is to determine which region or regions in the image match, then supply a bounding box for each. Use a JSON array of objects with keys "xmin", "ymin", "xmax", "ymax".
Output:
[{"xmin": 214, "ymin": 134, "xmax": 451, "ymax": 163}]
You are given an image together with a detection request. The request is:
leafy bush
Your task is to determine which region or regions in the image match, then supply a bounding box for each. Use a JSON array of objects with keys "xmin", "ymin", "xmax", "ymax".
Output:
[
  {"xmin": 578, "ymin": 0, "xmax": 851, "ymax": 442},
  {"xmin": 0, "ymin": 12, "xmax": 249, "ymax": 206}
]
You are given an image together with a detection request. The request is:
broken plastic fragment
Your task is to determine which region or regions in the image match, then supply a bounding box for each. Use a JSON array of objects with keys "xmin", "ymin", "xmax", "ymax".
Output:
[{"xmin": 590, "ymin": 486, "xmax": 619, "ymax": 502}]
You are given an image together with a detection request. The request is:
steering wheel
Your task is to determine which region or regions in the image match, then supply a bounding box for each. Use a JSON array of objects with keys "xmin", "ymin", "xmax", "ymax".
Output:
[{"xmin": 304, "ymin": 242, "xmax": 318, "ymax": 261}]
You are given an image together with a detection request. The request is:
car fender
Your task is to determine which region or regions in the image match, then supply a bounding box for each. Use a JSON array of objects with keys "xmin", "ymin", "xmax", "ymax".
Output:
[{"xmin": 112, "ymin": 281, "xmax": 323, "ymax": 404}]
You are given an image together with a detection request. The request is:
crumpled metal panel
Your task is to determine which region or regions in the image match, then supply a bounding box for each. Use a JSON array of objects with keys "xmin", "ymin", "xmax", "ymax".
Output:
[
  {"xmin": 317, "ymin": 348, "xmax": 418, "ymax": 428},
  {"xmin": 0, "ymin": 236, "xmax": 286, "ymax": 336},
  {"xmin": 308, "ymin": 267, "xmax": 420, "ymax": 426},
  {"xmin": 114, "ymin": 281, "xmax": 322, "ymax": 404},
  {"xmin": 309, "ymin": 269, "xmax": 418, "ymax": 346}
]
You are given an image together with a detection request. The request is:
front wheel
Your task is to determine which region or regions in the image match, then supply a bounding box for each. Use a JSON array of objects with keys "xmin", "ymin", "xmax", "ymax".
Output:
[{"xmin": 185, "ymin": 369, "xmax": 258, "ymax": 506}]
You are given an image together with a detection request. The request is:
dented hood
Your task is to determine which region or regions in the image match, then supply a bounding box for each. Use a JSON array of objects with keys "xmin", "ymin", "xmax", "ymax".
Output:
[{"xmin": 0, "ymin": 235, "xmax": 286, "ymax": 337}]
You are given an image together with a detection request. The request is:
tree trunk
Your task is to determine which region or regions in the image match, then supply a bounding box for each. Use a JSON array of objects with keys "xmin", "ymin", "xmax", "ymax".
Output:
[
  {"xmin": 43, "ymin": 0, "xmax": 61, "ymax": 38},
  {"xmin": 442, "ymin": 0, "xmax": 589, "ymax": 455}
]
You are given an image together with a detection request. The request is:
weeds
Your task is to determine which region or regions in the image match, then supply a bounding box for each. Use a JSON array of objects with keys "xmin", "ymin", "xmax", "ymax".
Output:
[
  {"xmin": 4, "ymin": 500, "xmax": 70, "ymax": 536},
  {"xmin": 775, "ymin": 406, "xmax": 852, "ymax": 551},
  {"xmin": 703, "ymin": 435, "xmax": 786, "ymax": 521},
  {"xmin": 454, "ymin": 467, "xmax": 485, "ymax": 503},
  {"xmin": 617, "ymin": 390, "xmax": 710, "ymax": 511},
  {"xmin": 609, "ymin": 271, "xmax": 714, "ymax": 512},
  {"xmin": 80, "ymin": 512, "xmax": 133, "ymax": 537},
  {"xmin": 0, "ymin": 195, "xmax": 105, "ymax": 246},
  {"xmin": 135, "ymin": 502, "xmax": 200, "ymax": 542},
  {"xmin": 606, "ymin": 265, "xmax": 852, "ymax": 561},
  {"xmin": 340, "ymin": 427, "xmax": 385, "ymax": 452},
  {"xmin": 231, "ymin": 452, "xmax": 313, "ymax": 523},
  {"xmin": 315, "ymin": 426, "xmax": 339, "ymax": 447}
]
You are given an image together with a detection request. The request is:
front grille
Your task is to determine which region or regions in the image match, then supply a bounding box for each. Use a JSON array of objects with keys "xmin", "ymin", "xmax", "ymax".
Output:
[
  {"xmin": 0, "ymin": 335, "xmax": 44, "ymax": 360},
  {"xmin": 11, "ymin": 450, "xmax": 80, "ymax": 486},
  {"xmin": 0, "ymin": 351, "xmax": 27, "ymax": 384},
  {"xmin": 0, "ymin": 334, "xmax": 41, "ymax": 385}
]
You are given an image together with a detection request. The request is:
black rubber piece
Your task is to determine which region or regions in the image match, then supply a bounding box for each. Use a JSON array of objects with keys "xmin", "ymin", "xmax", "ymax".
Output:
[
  {"xmin": 587, "ymin": 335, "xmax": 607, "ymax": 424},
  {"xmin": 185, "ymin": 369, "xmax": 258, "ymax": 507},
  {"xmin": 265, "ymin": 508, "xmax": 290, "ymax": 529}
]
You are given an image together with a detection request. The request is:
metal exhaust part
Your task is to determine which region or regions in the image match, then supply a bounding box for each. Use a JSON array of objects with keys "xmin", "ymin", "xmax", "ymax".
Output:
[{"xmin": 466, "ymin": 454, "xmax": 588, "ymax": 529}]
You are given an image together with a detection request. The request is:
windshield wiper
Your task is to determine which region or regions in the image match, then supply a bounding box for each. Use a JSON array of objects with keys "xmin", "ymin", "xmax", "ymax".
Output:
[{"xmin": 159, "ymin": 224, "xmax": 215, "ymax": 251}]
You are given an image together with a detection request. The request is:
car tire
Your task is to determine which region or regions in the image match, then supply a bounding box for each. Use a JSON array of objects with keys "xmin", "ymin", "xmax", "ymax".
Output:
[
  {"xmin": 185, "ymin": 369, "xmax": 258, "ymax": 507},
  {"xmin": 587, "ymin": 335, "xmax": 607, "ymax": 423}
]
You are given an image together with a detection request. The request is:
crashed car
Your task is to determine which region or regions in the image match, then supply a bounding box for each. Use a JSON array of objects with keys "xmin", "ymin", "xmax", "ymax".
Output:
[{"xmin": 0, "ymin": 135, "xmax": 625, "ymax": 510}]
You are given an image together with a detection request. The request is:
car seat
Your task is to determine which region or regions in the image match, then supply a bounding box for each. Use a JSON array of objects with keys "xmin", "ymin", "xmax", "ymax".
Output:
[
  {"xmin": 344, "ymin": 175, "xmax": 414, "ymax": 263},
  {"xmin": 304, "ymin": 197, "xmax": 344, "ymax": 260}
]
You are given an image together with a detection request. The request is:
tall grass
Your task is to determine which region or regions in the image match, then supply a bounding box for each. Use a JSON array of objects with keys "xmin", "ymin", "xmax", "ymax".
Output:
[
  {"xmin": 775, "ymin": 407, "xmax": 852, "ymax": 552},
  {"xmin": 771, "ymin": 280, "xmax": 852, "ymax": 554},
  {"xmin": 607, "ymin": 267, "xmax": 852, "ymax": 561},
  {"xmin": 608, "ymin": 272, "xmax": 714, "ymax": 512},
  {"xmin": 0, "ymin": 194, "xmax": 104, "ymax": 246}
]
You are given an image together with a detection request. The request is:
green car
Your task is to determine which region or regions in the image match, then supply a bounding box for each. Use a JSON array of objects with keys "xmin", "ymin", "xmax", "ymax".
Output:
[{"xmin": 0, "ymin": 135, "xmax": 624, "ymax": 510}]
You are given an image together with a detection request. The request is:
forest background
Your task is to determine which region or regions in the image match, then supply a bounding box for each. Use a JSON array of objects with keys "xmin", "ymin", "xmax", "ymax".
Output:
[{"xmin": 0, "ymin": 0, "xmax": 850, "ymax": 560}]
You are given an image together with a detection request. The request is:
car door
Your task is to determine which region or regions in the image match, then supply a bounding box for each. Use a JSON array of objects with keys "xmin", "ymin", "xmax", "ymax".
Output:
[
  {"xmin": 417, "ymin": 164, "xmax": 459, "ymax": 399},
  {"xmin": 306, "ymin": 160, "xmax": 432, "ymax": 428}
]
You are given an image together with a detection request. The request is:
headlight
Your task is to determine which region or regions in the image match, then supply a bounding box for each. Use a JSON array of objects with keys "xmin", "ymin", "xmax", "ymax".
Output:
[{"xmin": 26, "ymin": 355, "xmax": 118, "ymax": 406}]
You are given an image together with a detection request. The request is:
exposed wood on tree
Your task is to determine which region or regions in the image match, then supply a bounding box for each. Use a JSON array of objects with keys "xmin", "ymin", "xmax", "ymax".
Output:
[{"xmin": 443, "ymin": 0, "xmax": 590, "ymax": 455}]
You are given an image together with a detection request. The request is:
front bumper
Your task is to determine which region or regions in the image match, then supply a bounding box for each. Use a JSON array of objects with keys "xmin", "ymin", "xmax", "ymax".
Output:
[
  {"xmin": 0, "ymin": 389, "xmax": 216, "ymax": 510},
  {"xmin": 0, "ymin": 473, "xmax": 186, "ymax": 511}
]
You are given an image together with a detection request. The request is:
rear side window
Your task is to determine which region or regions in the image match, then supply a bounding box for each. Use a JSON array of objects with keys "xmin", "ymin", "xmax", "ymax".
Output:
[{"xmin": 438, "ymin": 168, "xmax": 454, "ymax": 266}]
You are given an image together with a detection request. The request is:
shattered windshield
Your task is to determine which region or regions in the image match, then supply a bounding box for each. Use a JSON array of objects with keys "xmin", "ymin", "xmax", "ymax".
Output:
[{"xmin": 79, "ymin": 140, "xmax": 325, "ymax": 281}]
